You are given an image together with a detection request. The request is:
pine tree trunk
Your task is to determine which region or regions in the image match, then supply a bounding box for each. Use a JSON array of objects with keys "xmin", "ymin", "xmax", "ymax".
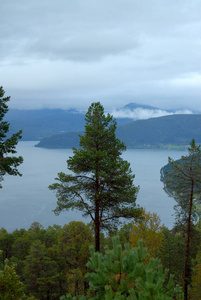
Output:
[
  {"xmin": 95, "ymin": 216, "xmax": 100, "ymax": 252},
  {"xmin": 95, "ymin": 154, "xmax": 100, "ymax": 252},
  {"xmin": 46, "ymin": 282, "xmax": 50, "ymax": 300},
  {"xmin": 184, "ymin": 180, "xmax": 194, "ymax": 300}
]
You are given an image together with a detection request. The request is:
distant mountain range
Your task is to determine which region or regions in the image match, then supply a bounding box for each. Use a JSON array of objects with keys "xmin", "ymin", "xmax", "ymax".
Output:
[
  {"xmin": 7, "ymin": 108, "xmax": 86, "ymax": 140},
  {"xmin": 116, "ymin": 114, "xmax": 201, "ymax": 148},
  {"xmin": 35, "ymin": 114, "xmax": 201, "ymax": 149},
  {"xmin": 122, "ymin": 103, "xmax": 160, "ymax": 111},
  {"xmin": 6, "ymin": 102, "xmax": 201, "ymax": 149},
  {"xmin": 7, "ymin": 105, "xmax": 135, "ymax": 140}
]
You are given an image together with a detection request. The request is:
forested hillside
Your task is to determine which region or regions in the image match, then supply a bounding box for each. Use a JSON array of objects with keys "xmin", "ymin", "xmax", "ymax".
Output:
[
  {"xmin": 117, "ymin": 114, "xmax": 201, "ymax": 147},
  {"xmin": 1, "ymin": 214, "xmax": 201, "ymax": 299},
  {"xmin": 7, "ymin": 102, "xmax": 188, "ymax": 141},
  {"xmin": 36, "ymin": 114, "xmax": 201, "ymax": 149},
  {"xmin": 6, "ymin": 108, "xmax": 133, "ymax": 140},
  {"xmin": 7, "ymin": 109, "xmax": 86, "ymax": 140}
]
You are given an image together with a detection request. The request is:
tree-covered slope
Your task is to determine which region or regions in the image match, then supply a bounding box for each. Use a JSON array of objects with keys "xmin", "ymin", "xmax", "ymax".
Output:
[
  {"xmin": 7, "ymin": 104, "xmax": 198, "ymax": 142},
  {"xmin": 35, "ymin": 131, "xmax": 82, "ymax": 148},
  {"xmin": 117, "ymin": 114, "xmax": 201, "ymax": 147},
  {"xmin": 7, "ymin": 108, "xmax": 135, "ymax": 140},
  {"xmin": 7, "ymin": 109, "xmax": 86, "ymax": 140},
  {"xmin": 36, "ymin": 114, "xmax": 201, "ymax": 149}
]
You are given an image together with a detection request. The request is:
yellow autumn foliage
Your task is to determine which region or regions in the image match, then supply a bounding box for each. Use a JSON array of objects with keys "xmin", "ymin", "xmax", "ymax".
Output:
[{"xmin": 130, "ymin": 209, "xmax": 164, "ymax": 258}]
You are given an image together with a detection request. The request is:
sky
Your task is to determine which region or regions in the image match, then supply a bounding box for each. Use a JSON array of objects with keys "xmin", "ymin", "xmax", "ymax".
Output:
[{"xmin": 1, "ymin": 0, "xmax": 201, "ymax": 115}]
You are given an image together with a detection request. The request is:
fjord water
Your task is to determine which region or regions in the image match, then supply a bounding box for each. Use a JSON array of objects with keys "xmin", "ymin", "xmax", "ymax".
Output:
[{"xmin": 0, "ymin": 141, "xmax": 186, "ymax": 232}]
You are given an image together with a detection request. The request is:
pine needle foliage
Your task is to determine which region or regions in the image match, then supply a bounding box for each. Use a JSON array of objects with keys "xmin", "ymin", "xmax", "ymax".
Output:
[
  {"xmin": 61, "ymin": 237, "xmax": 183, "ymax": 300},
  {"xmin": 49, "ymin": 102, "xmax": 141, "ymax": 251},
  {"xmin": 0, "ymin": 251, "xmax": 26, "ymax": 299},
  {"xmin": 0, "ymin": 86, "xmax": 23, "ymax": 187},
  {"xmin": 163, "ymin": 139, "xmax": 201, "ymax": 299}
]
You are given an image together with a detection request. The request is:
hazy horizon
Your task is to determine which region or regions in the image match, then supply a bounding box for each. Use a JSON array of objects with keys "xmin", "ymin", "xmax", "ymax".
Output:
[{"xmin": 7, "ymin": 101, "xmax": 195, "ymax": 121}]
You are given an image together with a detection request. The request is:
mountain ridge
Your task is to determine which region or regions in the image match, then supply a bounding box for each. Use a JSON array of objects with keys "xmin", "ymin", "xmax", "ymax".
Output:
[
  {"xmin": 35, "ymin": 114, "xmax": 201, "ymax": 149},
  {"xmin": 7, "ymin": 102, "xmax": 197, "ymax": 141}
]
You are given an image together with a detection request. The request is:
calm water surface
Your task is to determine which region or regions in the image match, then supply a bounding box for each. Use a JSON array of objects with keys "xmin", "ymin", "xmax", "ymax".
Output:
[{"xmin": 0, "ymin": 141, "xmax": 186, "ymax": 231}]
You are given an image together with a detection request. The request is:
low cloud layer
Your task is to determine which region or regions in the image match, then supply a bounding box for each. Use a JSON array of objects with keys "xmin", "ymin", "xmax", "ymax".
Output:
[
  {"xmin": 1, "ymin": 1, "xmax": 201, "ymax": 111},
  {"xmin": 112, "ymin": 108, "xmax": 193, "ymax": 120}
]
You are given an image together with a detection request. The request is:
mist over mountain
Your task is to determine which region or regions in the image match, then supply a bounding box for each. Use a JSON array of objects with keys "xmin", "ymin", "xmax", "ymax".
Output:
[
  {"xmin": 6, "ymin": 102, "xmax": 197, "ymax": 142},
  {"xmin": 116, "ymin": 114, "xmax": 201, "ymax": 148},
  {"xmin": 112, "ymin": 102, "xmax": 194, "ymax": 121},
  {"xmin": 36, "ymin": 114, "xmax": 201, "ymax": 149}
]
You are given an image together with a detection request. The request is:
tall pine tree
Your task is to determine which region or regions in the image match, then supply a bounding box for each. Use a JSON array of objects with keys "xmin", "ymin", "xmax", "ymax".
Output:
[
  {"xmin": 0, "ymin": 86, "xmax": 23, "ymax": 187},
  {"xmin": 49, "ymin": 102, "xmax": 141, "ymax": 251},
  {"xmin": 162, "ymin": 139, "xmax": 201, "ymax": 300}
]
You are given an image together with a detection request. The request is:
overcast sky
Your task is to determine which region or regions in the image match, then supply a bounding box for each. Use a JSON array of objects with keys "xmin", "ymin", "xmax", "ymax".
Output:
[{"xmin": 1, "ymin": 0, "xmax": 201, "ymax": 112}]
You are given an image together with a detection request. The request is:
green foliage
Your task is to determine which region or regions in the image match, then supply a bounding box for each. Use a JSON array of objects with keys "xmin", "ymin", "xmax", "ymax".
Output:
[
  {"xmin": 58, "ymin": 221, "xmax": 93, "ymax": 296},
  {"xmin": 58, "ymin": 222, "xmax": 93, "ymax": 269},
  {"xmin": 60, "ymin": 295, "xmax": 86, "ymax": 300},
  {"xmin": 0, "ymin": 222, "xmax": 93, "ymax": 298},
  {"xmin": 0, "ymin": 252, "xmax": 26, "ymax": 299},
  {"xmin": 158, "ymin": 227, "xmax": 185, "ymax": 285},
  {"xmin": 190, "ymin": 245, "xmax": 201, "ymax": 299},
  {"xmin": 49, "ymin": 102, "xmax": 141, "ymax": 251},
  {"xmin": 23, "ymin": 239, "xmax": 60, "ymax": 299},
  {"xmin": 0, "ymin": 228, "xmax": 14, "ymax": 261},
  {"xmin": 162, "ymin": 139, "xmax": 201, "ymax": 299},
  {"xmin": 86, "ymin": 237, "xmax": 182, "ymax": 299},
  {"xmin": 163, "ymin": 139, "xmax": 201, "ymax": 215},
  {"xmin": 1, "ymin": 222, "xmax": 192, "ymax": 299},
  {"xmin": 130, "ymin": 209, "xmax": 164, "ymax": 258},
  {"xmin": 0, "ymin": 86, "xmax": 23, "ymax": 187},
  {"xmin": 61, "ymin": 237, "xmax": 183, "ymax": 300},
  {"xmin": 104, "ymin": 223, "xmax": 133, "ymax": 251}
]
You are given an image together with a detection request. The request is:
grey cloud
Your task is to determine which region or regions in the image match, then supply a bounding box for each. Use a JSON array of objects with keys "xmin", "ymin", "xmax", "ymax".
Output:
[
  {"xmin": 1, "ymin": 0, "xmax": 201, "ymax": 110},
  {"xmin": 27, "ymin": 31, "xmax": 138, "ymax": 61},
  {"xmin": 2, "ymin": 0, "xmax": 200, "ymax": 63}
]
